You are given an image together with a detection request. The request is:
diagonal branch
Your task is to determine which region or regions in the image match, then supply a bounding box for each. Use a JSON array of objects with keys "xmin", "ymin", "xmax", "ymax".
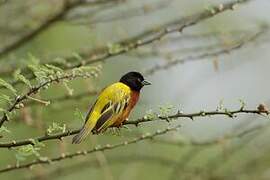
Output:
[
  {"xmin": 0, "ymin": 124, "xmax": 181, "ymax": 173},
  {"xmin": 0, "ymin": 0, "xmax": 254, "ymax": 79},
  {"xmin": 62, "ymin": 0, "xmax": 254, "ymax": 69},
  {"xmin": 144, "ymin": 26, "xmax": 267, "ymax": 75},
  {"xmin": 0, "ymin": 106, "xmax": 268, "ymax": 148},
  {"xmin": 0, "ymin": 0, "xmax": 121, "ymax": 58},
  {"xmin": 0, "ymin": 71, "xmax": 97, "ymax": 128}
]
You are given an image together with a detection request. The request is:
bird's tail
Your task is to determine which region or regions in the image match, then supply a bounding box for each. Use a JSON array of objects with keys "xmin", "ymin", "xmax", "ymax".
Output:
[{"xmin": 72, "ymin": 120, "xmax": 96, "ymax": 144}]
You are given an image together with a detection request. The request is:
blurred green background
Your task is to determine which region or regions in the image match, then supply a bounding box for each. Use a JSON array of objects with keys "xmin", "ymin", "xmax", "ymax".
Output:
[{"xmin": 0, "ymin": 0, "xmax": 270, "ymax": 179}]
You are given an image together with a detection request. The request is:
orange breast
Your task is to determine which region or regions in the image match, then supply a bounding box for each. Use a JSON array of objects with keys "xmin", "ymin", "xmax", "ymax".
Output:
[{"xmin": 113, "ymin": 91, "xmax": 140, "ymax": 127}]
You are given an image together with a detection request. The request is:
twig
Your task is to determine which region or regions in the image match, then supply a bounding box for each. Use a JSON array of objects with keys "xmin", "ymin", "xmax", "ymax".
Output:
[
  {"xmin": 25, "ymin": 90, "xmax": 99, "ymax": 106},
  {"xmin": 0, "ymin": 124, "xmax": 181, "ymax": 173},
  {"xmin": 0, "ymin": 107, "xmax": 268, "ymax": 148},
  {"xmin": 25, "ymin": 95, "xmax": 50, "ymax": 106}
]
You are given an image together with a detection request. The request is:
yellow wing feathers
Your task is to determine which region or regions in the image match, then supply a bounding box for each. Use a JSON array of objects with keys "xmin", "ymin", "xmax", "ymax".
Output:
[{"xmin": 72, "ymin": 82, "xmax": 131, "ymax": 144}]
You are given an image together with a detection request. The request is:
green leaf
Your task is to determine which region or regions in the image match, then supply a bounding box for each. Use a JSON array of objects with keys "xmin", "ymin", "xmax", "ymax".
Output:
[
  {"xmin": 27, "ymin": 53, "xmax": 40, "ymax": 65},
  {"xmin": 0, "ymin": 78, "xmax": 17, "ymax": 95},
  {"xmin": 0, "ymin": 126, "xmax": 10, "ymax": 134},
  {"xmin": 72, "ymin": 52, "xmax": 83, "ymax": 61},
  {"xmin": 0, "ymin": 94, "xmax": 11, "ymax": 104},
  {"xmin": 0, "ymin": 108, "xmax": 6, "ymax": 112},
  {"xmin": 74, "ymin": 108, "xmax": 85, "ymax": 122},
  {"xmin": 13, "ymin": 69, "xmax": 32, "ymax": 88},
  {"xmin": 45, "ymin": 64, "xmax": 63, "ymax": 73},
  {"xmin": 107, "ymin": 43, "xmax": 123, "ymax": 54},
  {"xmin": 143, "ymin": 109, "xmax": 157, "ymax": 120},
  {"xmin": 28, "ymin": 64, "xmax": 48, "ymax": 82},
  {"xmin": 46, "ymin": 122, "xmax": 66, "ymax": 135},
  {"xmin": 159, "ymin": 104, "xmax": 174, "ymax": 116},
  {"xmin": 15, "ymin": 144, "xmax": 41, "ymax": 163}
]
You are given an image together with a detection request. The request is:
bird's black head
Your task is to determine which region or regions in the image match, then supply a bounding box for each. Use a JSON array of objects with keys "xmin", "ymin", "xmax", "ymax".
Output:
[{"xmin": 119, "ymin": 72, "xmax": 151, "ymax": 91}]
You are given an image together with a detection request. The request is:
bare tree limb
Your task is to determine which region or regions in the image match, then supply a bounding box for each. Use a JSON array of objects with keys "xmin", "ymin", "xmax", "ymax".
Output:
[
  {"xmin": 28, "ymin": 154, "xmax": 176, "ymax": 180},
  {"xmin": 0, "ymin": 124, "xmax": 181, "ymax": 173},
  {"xmin": 0, "ymin": 106, "xmax": 268, "ymax": 148},
  {"xmin": 144, "ymin": 25, "xmax": 267, "ymax": 75},
  {"xmin": 0, "ymin": 0, "xmax": 254, "ymax": 78},
  {"xmin": 61, "ymin": 0, "xmax": 254, "ymax": 69},
  {"xmin": 0, "ymin": 0, "xmax": 122, "ymax": 58}
]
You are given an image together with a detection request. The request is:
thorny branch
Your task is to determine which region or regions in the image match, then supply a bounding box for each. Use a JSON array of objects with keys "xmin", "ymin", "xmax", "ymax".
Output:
[
  {"xmin": 0, "ymin": 106, "xmax": 268, "ymax": 148},
  {"xmin": 29, "ymin": 154, "xmax": 176, "ymax": 180},
  {"xmin": 66, "ymin": 0, "xmax": 173, "ymax": 25},
  {"xmin": 0, "ymin": 0, "xmax": 123, "ymax": 58},
  {"xmin": 0, "ymin": 124, "xmax": 181, "ymax": 173},
  {"xmin": 0, "ymin": 0, "xmax": 254, "ymax": 79},
  {"xmin": 144, "ymin": 26, "xmax": 267, "ymax": 75},
  {"xmin": 53, "ymin": 0, "xmax": 255, "ymax": 69},
  {"xmin": 0, "ymin": 26, "xmax": 265, "ymax": 113},
  {"xmin": 14, "ymin": 25, "xmax": 266, "ymax": 107},
  {"xmin": 0, "ymin": 71, "xmax": 97, "ymax": 128}
]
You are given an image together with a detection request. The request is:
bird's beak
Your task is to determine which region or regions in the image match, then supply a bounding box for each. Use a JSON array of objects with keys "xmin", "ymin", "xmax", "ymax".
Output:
[{"xmin": 142, "ymin": 80, "xmax": 151, "ymax": 86}]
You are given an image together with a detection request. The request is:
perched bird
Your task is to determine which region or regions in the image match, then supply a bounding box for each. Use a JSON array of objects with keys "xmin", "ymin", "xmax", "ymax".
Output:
[{"xmin": 72, "ymin": 71, "xmax": 151, "ymax": 144}]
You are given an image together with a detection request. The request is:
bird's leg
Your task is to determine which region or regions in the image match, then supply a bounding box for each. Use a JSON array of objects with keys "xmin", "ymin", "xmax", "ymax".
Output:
[{"xmin": 116, "ymin": 118, "xmax": 128, "ymax": 128}]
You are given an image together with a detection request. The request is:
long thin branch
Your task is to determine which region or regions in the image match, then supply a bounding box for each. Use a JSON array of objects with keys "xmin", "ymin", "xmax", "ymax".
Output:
[
  {"xmin": 67, "ymin": 0, "xmax": 173, "ymax": 25},
  {"xmin": 152, "ymin": 124, "xmax": 264, "ymax": 147},
  {"xmin": 29, "ymin": 154, "xmax": 176, "ymax": 180},
  {"xmin": 0, "ymin": 0, "xmax": 121, "ymax": 58},
  {"xmin": 25, "ymin": 90, "xmax": 99, "ymax": 106},
  {"xmin": 0, "ymin": 0, "xmax": 253, "ymax": 78},
  {"xmin": 0, "ymin": 71, "xmax": 96, "ymax": 128},
  {"xmin": 61, "ymin": 0, "xmax": 254, "ymax": 68},
  {"xmin": 144, "ymin": 26, "xmax": 267, "ymax": 75},
  {"xmin": 0, "ymin": 106, "xmax": 268, "ymax": 148},
  {"xmin": 0, "ymin": 124, "xmax": 181, "ymax": 173},
  {"xmin": 8, "ymin": 26, "xmax": 265, "ymax": 107}
]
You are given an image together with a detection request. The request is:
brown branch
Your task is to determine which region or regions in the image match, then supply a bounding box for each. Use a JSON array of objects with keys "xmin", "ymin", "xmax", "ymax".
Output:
[
  {"xmin": 22, "ymin": 25, "xmax": 266, "ymax": 107},
  {"xmin": 67, "ymin": 0, "xmax": 173, "ymax": 25},
  {"xmin": 127, "ymin": 28, "xmax": 261, "ymax": 59},
  {"xmin": 0, "ymin": 25, "xmax": 264, "ymax": 96},
  {"xmin": 0, "ymin": 106, "xmax": 268, "ymax": 148},
  {"xmin": 0, "ymin": 71, "xmax": 96, "ymax": 128},
  {"xmin": 61, "ymin": 0, "xmax": 254, "ymax": 68},
  {"xmin": 0, "ymin": 0, "xmax": 121, "ymax": 58},
  {"xmin": 0, "ymin": 124, "xmax": 181, "ymax": 173},
  {"xmin": 29, "ymin": 154, "xmax": 175, "ymax": 180},
  {"xmin": 0, "ymin": 0, "xmax": 254, "ymax": 79}
]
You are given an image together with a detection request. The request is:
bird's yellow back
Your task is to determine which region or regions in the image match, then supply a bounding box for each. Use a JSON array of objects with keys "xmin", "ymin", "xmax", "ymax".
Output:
[
  {"xmin": 88, "ymin": 82, "xmax": 132, "ymax": 125},
  {"xmin": 72, "ymin": 82, "xmax": 132, "ymax": 143}
]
